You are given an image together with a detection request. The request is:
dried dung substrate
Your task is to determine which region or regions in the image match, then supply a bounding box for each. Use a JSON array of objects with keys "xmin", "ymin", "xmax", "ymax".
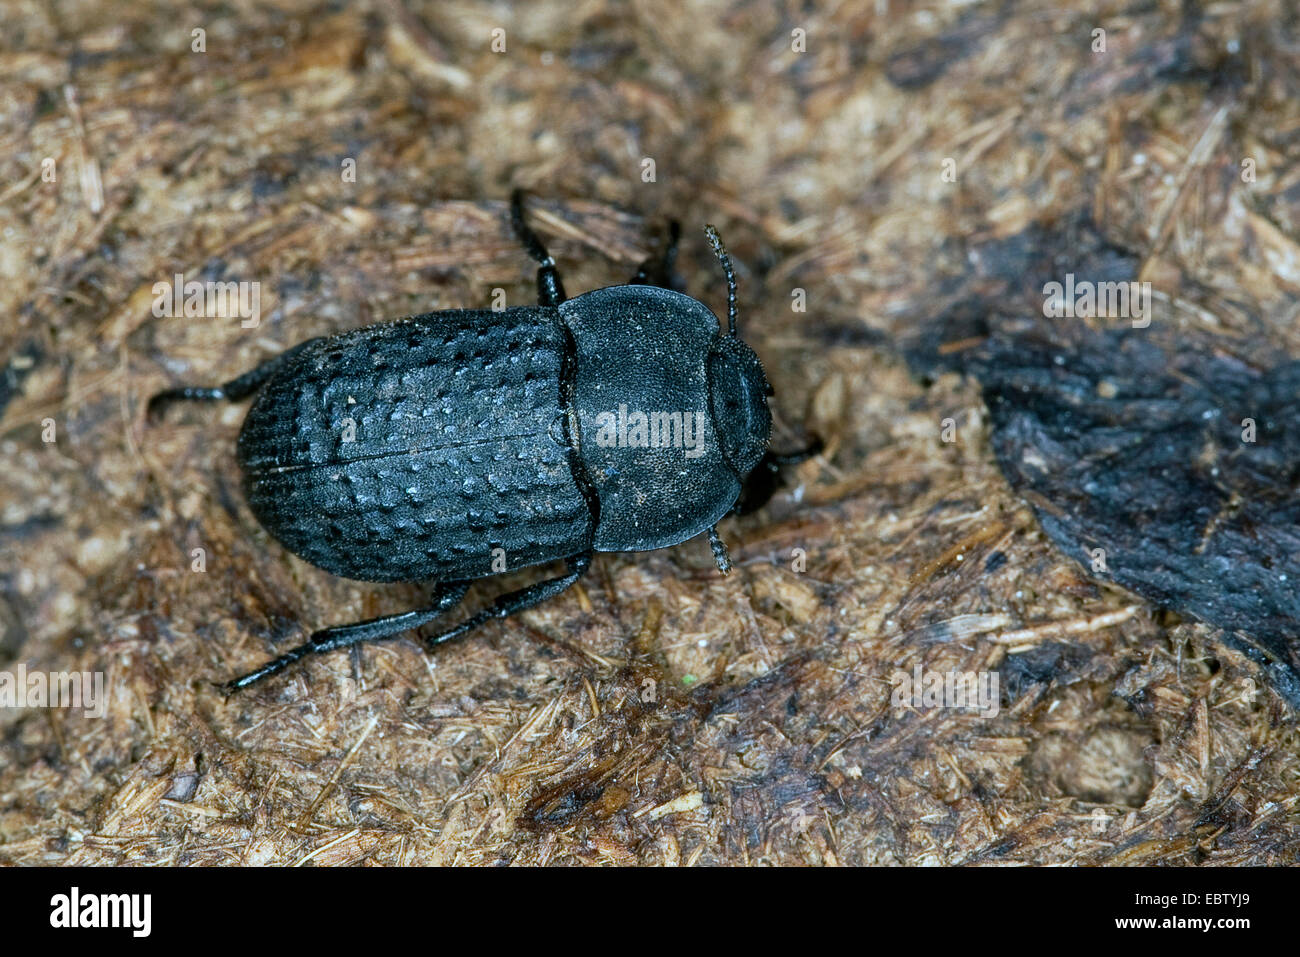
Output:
[{"xmin": 1, "ymin": 0, "xmax": 1298, "ymax": 865}]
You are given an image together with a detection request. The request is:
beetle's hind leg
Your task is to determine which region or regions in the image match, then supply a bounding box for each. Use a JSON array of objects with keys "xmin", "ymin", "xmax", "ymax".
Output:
[
  {"xmin": 510, "ymin": 189, "xmax": 567, "ymax": 306},
  {"xmin": 223, "ymin": 581, "xmax": 472, "ymax": 692},
  {"xmin": 628, "ymin": 219, "xmax": 682, "ymax": 290},
  {"xmin": 225, "ymin": 553, "xmax": 593, "ymax": 691},
  {"xmin": 147, "ymin": 336, "xmax": 324, "ymax": 421}
]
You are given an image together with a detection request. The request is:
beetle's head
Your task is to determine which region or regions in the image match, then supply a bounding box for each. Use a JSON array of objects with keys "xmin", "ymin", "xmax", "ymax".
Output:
[
  {"xmin": 703, "ymin": 225, "xmax": 772, "ymax": 478},
  {"xmin": 708, "ymin": 335, "xmax": 772, "ymax": 477}
]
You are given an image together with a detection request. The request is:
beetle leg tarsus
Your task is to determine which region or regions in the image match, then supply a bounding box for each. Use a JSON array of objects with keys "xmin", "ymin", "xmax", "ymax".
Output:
[
  {"xmin": 707, "ymin": 524, "xmax": 732, "ymax": 575},
  {"xmin": 222, "ymin": 581, "xmax": 471, "ymax": 692},
  {"xmin": 629, "ymin": 219, "xmax": 682, "ymax": 290},
  {"xmin": 422, "ymin": 552, "xmax": 591, "ymax": 651},
  {"xmin": 147, "ymin": 336, "xmax": 324, "ymax": 421},
  {"xmin": 509, "ymin": 189, "xmax": 567, "ymax": 307}
]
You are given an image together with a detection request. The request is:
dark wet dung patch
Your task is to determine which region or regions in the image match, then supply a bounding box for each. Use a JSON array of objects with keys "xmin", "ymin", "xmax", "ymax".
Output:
[{"xmin": 914, "ymin": 317, "xmax": 1300, "ymax": 705}]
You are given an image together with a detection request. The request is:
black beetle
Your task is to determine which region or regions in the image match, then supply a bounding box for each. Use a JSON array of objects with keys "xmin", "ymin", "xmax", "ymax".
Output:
[{"xmin": 149, "ymin": 192, "xmax": 819, "ymax": 690}]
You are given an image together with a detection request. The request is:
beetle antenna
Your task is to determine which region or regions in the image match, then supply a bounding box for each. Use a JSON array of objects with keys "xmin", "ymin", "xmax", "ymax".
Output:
[
  {"xmin": 707, "ymin": 524, "xmax": 732, "ymax": 575},
  {"xmin": 703, "ymin": 224, "xmax": 738, "ymax": 336}
]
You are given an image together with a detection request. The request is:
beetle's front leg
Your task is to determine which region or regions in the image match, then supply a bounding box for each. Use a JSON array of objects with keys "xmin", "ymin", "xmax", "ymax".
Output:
[
  {"xmin": 732, "ymin": 436, "xmax": 824, "ymax": 516},
  {"xmin": 510, "ymin": 189, "xmax": 567, "ymax": 306},
  {"xmin": 628, "ymin": 219, "xmax": 681, "ymax": 290},
  {"xmin": 148, "ymin": 336, "xmax": 324, "ymax": 421}
]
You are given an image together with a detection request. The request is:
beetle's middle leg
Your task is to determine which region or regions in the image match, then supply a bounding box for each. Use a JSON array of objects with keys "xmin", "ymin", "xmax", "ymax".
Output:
[
  {"xmin": 510, "ymin": 189, "xmax": 567, "ymax": 306},
  {"xmin": 420, "ymin": 552, "xmax": 591, "ymax": 651},
  {"xmin": 148, "ymin": 336, "xmax": 324, "ymax": 421},
  {"xmin": 224, "ymin": 581, "xmax": 472, "ymax": 692}
]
